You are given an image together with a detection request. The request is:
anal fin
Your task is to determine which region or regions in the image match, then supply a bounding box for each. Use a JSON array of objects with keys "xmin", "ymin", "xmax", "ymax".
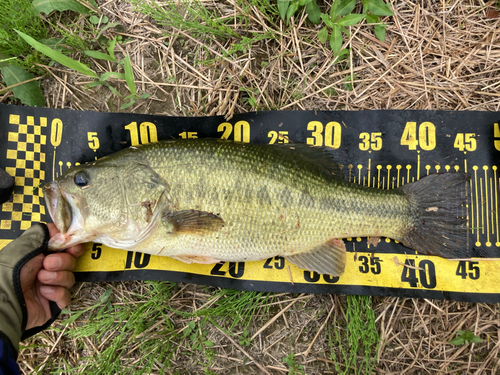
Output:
[{"xmin": 285, "ymin": 239, "xmax": 346, "ymax": 276}]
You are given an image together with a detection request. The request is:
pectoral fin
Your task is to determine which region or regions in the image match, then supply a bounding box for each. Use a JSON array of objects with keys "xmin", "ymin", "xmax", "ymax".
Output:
[
  {"xmin": 285, "ymin": 239, "xmax": 346, "ymax": 276},
  {"xmin": 162, "ymin": 210, "xmax": 225, "ymax": 235}
]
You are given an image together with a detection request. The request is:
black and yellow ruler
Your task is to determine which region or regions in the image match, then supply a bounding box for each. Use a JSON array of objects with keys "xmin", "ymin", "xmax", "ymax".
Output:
[{"xmin": 1, "ymin": 103, "xmax": 499, "ymax": 302}]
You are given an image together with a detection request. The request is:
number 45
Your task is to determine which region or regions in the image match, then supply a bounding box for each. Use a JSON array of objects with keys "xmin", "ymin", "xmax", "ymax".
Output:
[{"xmin": 454, "ymin": 133, "xmax": 476, "ymax": 152}]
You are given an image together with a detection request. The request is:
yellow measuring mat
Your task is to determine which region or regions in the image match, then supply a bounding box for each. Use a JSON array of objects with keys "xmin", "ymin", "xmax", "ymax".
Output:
[{"xmin": 1, "ymin": 103, "xmax": 499, "ymax": 302}]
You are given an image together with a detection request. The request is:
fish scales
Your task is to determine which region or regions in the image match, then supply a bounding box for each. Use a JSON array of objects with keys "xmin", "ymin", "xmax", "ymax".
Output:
[
  {"xmin": 138, "ymin": 141, "xmax": 407, "ymax": 257},
  {"xmin": 44, "ymin": 139, "xmax": 471, "ymax": 276}
]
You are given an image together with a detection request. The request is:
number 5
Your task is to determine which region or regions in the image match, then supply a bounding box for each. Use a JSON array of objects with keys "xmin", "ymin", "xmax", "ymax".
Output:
[{"xmin": 88, "ymin": 132, "xmax": 100, "ymax": 150}]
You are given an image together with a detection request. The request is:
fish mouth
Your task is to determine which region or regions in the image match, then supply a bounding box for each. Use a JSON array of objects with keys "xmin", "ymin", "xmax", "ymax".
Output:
[
  {"xmin": 43, "ymin": 182, "xmax": 86, "ymax": 250},
  {"xmin": 44, "ymin": 182, "xmax": 72, "ymax": 233}
]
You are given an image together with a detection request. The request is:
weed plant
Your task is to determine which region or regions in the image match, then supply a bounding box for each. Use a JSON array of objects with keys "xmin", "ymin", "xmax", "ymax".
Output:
[
  {"xmin": 129, "ymin": 0, "xmax": 238, "ymax": 40},
  {"xmin": 0, "ymin": 0, "xmax": 47, "ymax": 64},
  {"xmin": 327, "ymin": 295, "xmax": 379, "ymax": 374}
]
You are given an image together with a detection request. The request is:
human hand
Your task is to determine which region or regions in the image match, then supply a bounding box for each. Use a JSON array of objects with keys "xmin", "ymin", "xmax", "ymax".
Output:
[
  {"xmin": 22, "ymin": 224, "xmax": 85, "ymax": 330},
  {"xmin": 0, "ymin": 223, "xmax": 85, "ymax": 353}
]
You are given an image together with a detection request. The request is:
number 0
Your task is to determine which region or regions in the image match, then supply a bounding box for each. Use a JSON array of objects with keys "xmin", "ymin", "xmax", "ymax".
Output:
[{"xmin": 50, "ymin": 118, "xmax": 63, "ymax": 147}]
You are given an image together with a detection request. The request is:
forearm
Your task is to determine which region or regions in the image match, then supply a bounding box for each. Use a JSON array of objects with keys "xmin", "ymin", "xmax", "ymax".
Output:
[{"xmin": 0, "ymin": 224, "xmax": 49, "ymax": 352}]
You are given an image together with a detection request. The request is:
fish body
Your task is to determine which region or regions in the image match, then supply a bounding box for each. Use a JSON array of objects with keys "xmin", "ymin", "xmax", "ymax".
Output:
[{"xmin": 44, "ymin": 139, "xmax": 470, "ymax": 276}]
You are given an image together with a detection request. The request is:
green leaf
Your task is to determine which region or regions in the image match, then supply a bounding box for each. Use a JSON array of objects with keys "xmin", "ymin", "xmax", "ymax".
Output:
[
  {"xmin": 32, "ymin": 0, "xmax": 92, "ymax": 15},
  {"xmin": 318, "ymin": 26, "xmax": 329, "ymax": 43},
  {"xmin": 449, "ymin": 330, "xmax": 482, "ymax": 346},
  {"xmin": 278, "ymin": 0, "xmax": 290, "ymax": 20},
  {"xmin": 106, "ymin": 85, "xmax": 122, "ymax": 97},
  {"xmin": 449, "ymin": 336, "xmax": 465, "ymax": 346},
  {"xmin": 338, "ymin": 48, "xmax": 350, "ymax": 58},
  {"xmin": 123, "ymin": 54, "xmax": 136, "ymax": 95},
  {"xmin": 96, "ymin": 22, "xmax": 122, "ymax": 40},
  {"xmin": 470, "ymin": 335, "xmax": 483, "ymax": 344},
  {"xmin": 16, "ymin": 30, "xmax": 98, "ymax": 78},
  {"xmin": 100, "ymin": 72, "xmax": 125, "ymax": 81},
  {"xmin": 99, "ymin": 288, "xmax": 113, "ymax": 303},
  {"xmin": 337, "ymin": 13, "xmax": 366, "ymax": 26},
  {"xmin": 84, "ymin": 50, "xmax": 116, "ymax": 62},
  {"xmin": 330, "ymin": 25, "xmax": 342, "ymax": 56},
  {"xmin": 305, "ymin": 1, "xmax": 321, "ymax": 24},
  {"xmin": 321, "ymin": 13, "xmax": 335, "ymax": 29},
  {"xmin": 299, "ymin": 0, "xmax": 312, "ymax": 5},
  {"xmin": 462, "ymin": 330, "xmax": 482, "ymax": 343},
  {"xmin": 39, "ymin": 38, "xmax": 67, "ymax": 50},
  {"xmin": 374, "ymin": 24, "xmax": 386, "ymax": 41},
  {"xmin": 286, "ymin": 2, "xmax": 299, "ymax": 21},
  {"xmin": 0, "ymin": 56, "xmax": 16, "ymax": 69},
  {"xmin": 204, "ymin": 340, "xmax": 214, "ymax": 347},
  {"xmin": 338, "ymin": 0, "xmax": 357, "ymax": 16},
  {"xmin": 330, "ymin": 0, "xmax": 339, "ymax": 19},
  {"xmin": 366, "ymin": 14, "xmax": 379, "ymax": 23},
  {"xmin": 344, "ymin": 73, "xmax": 356, "ymax": 91},
  {"xmin": 1, "ymin": 65, "xmax": 45, "ymax": 106},
  {"xmin": 84, "ymin": 81, "xmax": 103, "ymax": 88},
  {"xmin": 107, "ymin": 38, "xmax": 117, "ymax": 61},
  {"xmin": 365, "ymin": 0, "xmax": 393, "ymax": 16}
]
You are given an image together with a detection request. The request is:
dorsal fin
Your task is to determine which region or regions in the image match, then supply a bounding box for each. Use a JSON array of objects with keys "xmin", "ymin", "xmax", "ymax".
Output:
[{"xmin": 272, "ymin": 143, "xmax": 344, "ymax": 180}]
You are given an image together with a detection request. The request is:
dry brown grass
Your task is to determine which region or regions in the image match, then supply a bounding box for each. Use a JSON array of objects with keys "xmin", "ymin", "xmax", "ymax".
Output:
[{"xmin": 4, "ymin": 0, "xmax": 500, "ymax": 373}]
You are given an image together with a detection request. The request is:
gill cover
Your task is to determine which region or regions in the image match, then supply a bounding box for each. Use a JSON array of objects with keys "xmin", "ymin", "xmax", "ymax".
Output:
[{"xmin": 45, "ymin": 157, "xmax": 170, "ymax": 250}]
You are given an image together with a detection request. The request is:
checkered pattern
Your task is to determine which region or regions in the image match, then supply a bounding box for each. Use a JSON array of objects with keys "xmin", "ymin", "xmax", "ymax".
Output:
[{"xmin": 1, "ymin": 115, "xmax": 47, "ymax": 231}]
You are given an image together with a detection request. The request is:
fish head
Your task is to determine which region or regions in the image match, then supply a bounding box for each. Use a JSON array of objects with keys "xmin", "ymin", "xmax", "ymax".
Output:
[{"xmin": 44, "ymin": 155, "xmax": 169, "ymax": 250}]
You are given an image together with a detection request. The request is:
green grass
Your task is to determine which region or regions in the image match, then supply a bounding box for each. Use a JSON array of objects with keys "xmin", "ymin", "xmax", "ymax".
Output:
[
  {"xmin": 129, "ymin": 0, "xmax": 278, "ymax": 65},
  {"xmin": 36, "ymin": 284, "xmax": 276, "ymax": 374},
  {"xmin": 174, "ymin": 287, "xmax": 275, "ymax": 335},
  {"xmin": 327, "ymin": 295, "xmax": 379, "ymax": 374},
  {"xmin": 129, "ymin": 0, "xmax": 238, "ymax": 40},
  {"xmin": 0, "ymin": 0, "xmax": 48, "ymax": 67},
  {"xmin": 0, "ymin": 0, "xmax": 46, "ymax": 54},
  {"xmin": 45, "ymin": 282, "xmax": 179, "ymax": 374}
]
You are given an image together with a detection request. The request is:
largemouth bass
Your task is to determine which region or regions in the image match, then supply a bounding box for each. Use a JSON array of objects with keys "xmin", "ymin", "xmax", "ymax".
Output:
[{"xmin": 44, "ymin": 139, "xmax": 470, "ymax": 276}]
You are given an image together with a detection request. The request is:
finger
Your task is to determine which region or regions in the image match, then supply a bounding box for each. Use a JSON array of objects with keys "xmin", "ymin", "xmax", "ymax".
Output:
[
  {"xmin": 43, "ymin": 253, "xmax": 77, "ymax": 271},
  {"xmin": 65, "ymin": 243, "xmax": 85, "ymax": 258},
  {"xmin": 47, "ymin": 223, "xmax": 86, "ymax": 258},
  {"xmin": 20, "ymin": 254, "xmax": 45, "ymax": 290},
  {"xmin": 46, "ymin": 223, "xmax": 59, "ymax": 238},
  {"xmin": 39, "ymin": 285, "xmax": 72, "ymax": 310},
  {"xmin": 38, "ymin": 270, "xmax": 75, "ymax": 289}
]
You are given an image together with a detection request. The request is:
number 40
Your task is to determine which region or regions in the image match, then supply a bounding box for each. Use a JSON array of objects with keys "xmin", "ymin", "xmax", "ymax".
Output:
[{"xmin": 400, "ymin": 121, "xmax": 436, "ymax": 150}]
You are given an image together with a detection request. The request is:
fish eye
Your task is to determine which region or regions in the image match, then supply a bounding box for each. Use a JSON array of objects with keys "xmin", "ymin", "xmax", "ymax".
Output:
[{"xmin": 74, "ymin": 172, "xmax": 89, "ymax": 187}]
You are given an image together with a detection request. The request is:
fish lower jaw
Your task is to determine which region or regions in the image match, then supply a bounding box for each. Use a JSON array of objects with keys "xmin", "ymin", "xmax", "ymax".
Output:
[
  {"xmin": 47, "ymin": 228, "xmax": 97, "ymax": 250},
  {"xmin": 47, "ymin": 233, "xmax": 68, "ymax": 250}
]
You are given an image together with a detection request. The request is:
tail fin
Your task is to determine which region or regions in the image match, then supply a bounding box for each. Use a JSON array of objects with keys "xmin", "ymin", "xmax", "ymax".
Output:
[{"xmin": 400, "ymin": 173, "xmax": 470, "ymax": 258}]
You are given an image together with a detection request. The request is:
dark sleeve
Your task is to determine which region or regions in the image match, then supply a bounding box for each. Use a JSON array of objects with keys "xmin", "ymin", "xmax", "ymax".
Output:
[{"xmin": 0, "ymin": 332, "xmax": 19, "ymax": 375}]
